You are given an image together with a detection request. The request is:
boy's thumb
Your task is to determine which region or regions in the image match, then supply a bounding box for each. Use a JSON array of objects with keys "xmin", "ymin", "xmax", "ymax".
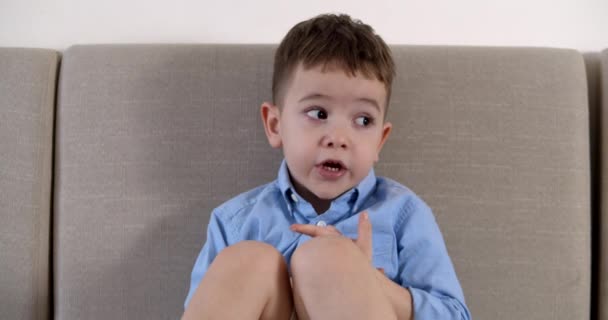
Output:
[{"xmin": 357, "ymin": 211, "xmax": 373, "ymax": 261}]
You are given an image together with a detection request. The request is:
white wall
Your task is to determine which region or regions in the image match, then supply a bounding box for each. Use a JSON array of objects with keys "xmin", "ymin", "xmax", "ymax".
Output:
[{"xmin": 1, "ymin": 0, "xmax": 607, "ymax": 51}]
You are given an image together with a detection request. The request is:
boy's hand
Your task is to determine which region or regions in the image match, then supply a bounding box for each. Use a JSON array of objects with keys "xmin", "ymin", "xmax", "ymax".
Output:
[{"xmin": 290, "ymin": 211, "xmax": 383, "ymax": 274}]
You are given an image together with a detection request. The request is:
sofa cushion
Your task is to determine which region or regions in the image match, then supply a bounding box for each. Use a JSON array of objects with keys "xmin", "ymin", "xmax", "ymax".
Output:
[
  {"xmin": 0, "ymin": 48, "xmax": 58, "ymax": 320},
  {"xmin": 54, "ymin": 45, "xmax": 282, "ymax": 319},
  {"xmin": 54, "ymin": 45, "xmax": 590, "ymax": 319},
  {"xmin": 380, "ymin": 46, "xmax": 590, "ymax": 319},
  {"xmin": 598, "ymin": 49, "xmax": 608, "ymax": 320},
  {"xmin": 583, "ymin": 50, "xmax": 604, "ymax": 320}
]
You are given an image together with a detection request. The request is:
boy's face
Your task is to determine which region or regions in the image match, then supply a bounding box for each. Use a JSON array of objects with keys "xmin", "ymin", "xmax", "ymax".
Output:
[{"xmin": 261, "ymin": 62, "xmax": 392, "ymax": 203}]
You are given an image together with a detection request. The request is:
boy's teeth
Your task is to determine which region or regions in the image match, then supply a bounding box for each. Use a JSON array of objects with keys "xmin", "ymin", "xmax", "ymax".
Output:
[{"xmin": 323, "ymin": 165, "xmax": 340, "ymax": 172}]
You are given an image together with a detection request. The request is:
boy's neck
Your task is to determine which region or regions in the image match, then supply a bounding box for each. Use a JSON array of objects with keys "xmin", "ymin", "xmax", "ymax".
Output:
[
  {"xmin": 288, "ymin": 174, "xmax": 331, "ymax": 215},
  {"xmin": 298, "ymin": 185, "xmax": 331, "ymax": 214}
]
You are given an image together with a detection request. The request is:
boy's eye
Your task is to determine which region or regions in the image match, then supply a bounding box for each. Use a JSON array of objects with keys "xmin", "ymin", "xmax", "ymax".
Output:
[
  {"xmin": 306, "ymin": 109, "xmax": 328, "ymax": 120},
  {"xmin": 355, "ymin": 116, "xmax": 373, "ymax": 127}
]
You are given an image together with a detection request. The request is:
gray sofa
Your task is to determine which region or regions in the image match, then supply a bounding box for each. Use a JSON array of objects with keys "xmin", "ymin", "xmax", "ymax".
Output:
[
  {"xmin": 589, "ymin": 49, "xmax": 608, "ymax": 320},
  {"xmin": 0, "ymin": 44, "xmax": 604, "ymax": 319}
]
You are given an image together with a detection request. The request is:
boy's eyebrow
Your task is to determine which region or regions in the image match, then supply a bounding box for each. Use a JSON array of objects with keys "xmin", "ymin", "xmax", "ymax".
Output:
[{"xmin": 298, "ymin": 93, "xmax": 381, "ymax": 113}]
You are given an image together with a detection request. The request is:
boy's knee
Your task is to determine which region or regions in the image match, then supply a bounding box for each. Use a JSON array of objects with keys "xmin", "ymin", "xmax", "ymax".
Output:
[
  {"xmin": 216, "ymin": 240, "xmax": 286, "ymax": 271},
  {"xmin": 291, "ymin": 235, "xmax": 356, "ymax": 275}
]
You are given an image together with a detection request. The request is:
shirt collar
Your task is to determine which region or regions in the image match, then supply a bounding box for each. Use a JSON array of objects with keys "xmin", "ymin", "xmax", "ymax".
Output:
[{"xmin": 277, "ymin": 159, "xmax": 376, "ymax": 216}]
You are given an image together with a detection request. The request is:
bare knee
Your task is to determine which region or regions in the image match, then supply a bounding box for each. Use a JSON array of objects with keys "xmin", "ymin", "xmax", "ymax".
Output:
[
  {"xmin": 290, "ymin": 237, "xmax": 397, "ymax": 320},
  {"xmin": 214, "ymin": 240, "xmax": 286, "ymax": 273},
  {"xmin": 291, "ymin": 235, "xmax": 359, "ymax": 277},
  {"xmin": 184, "ymin": 241, "xmax": 293, "ymax": 320}
]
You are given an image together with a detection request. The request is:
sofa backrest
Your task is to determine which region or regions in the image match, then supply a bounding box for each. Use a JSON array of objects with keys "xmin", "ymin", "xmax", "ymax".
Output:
[
  {"xmin": 53, "ymin": 45, "xmax": 282, "ymax": 319},
  {"xmin": 0, "ymin": 48, "xmax": 59, "ymax": 320},
  {"xmin": 53, "ymin": 45, "xmax": 591, "ymax": 319},
  {"xmin": 597, "ymin": 49, "xmax": 608, "ymax": 320},
  {"xmin": 382, "ymin": 46, "xmax": 591, "ymax": 319}
]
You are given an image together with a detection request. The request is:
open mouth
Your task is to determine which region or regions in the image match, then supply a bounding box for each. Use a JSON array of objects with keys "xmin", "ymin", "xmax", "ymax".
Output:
[
  {"xmin": 319, "ymin": 160, "xmax": 346, "ymax": 172},
  {"xmin": 316, "ymin": 160, "xmax": 347, "ymax": 180}
]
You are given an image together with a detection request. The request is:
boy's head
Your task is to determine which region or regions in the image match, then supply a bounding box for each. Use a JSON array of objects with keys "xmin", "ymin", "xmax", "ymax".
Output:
[
  {"xmin": 261, "ymin": 13, "xmax": 395, "ymax": 212},
  {"xmin": 272, "ymin": 13, "xmax": 396, "ymax": 110}
]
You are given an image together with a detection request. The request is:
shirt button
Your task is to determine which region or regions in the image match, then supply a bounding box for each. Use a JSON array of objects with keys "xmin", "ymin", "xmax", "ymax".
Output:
[
  {"xmin": 316, "ymin": 220, "xmax": 327, "ymax": 227},
  {"xmin": 290, "ymin": 193, "xmax": 298, "ymax": 202}
]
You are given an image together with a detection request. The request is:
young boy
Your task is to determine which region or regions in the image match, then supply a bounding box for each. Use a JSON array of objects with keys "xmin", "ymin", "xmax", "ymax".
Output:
[{"xmin": 182, "ymin": 14, "xmax": 471, "ymax": 320}]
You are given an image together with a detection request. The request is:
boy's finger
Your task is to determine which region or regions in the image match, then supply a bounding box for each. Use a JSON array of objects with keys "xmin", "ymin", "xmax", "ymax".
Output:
[
  {"xmin": 356, "ymin": 211, "xmax": 373, "ymax": 261},
  {"xmin": 290, "ymin": 224, "xmax": 321, "ymax": 237},
  {"xmin": 290, "ymin": 224, "xmax": 340, "ymax": 237}
]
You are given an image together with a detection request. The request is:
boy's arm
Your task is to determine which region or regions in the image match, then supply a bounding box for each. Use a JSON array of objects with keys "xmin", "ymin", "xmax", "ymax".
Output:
[
  {"xmin": 393, "ymin": 197, "xmax": 472, "ymax": 320},
  {"xmin": 184, "ymin": 209, "xmax": 230, "ymax": 309}
]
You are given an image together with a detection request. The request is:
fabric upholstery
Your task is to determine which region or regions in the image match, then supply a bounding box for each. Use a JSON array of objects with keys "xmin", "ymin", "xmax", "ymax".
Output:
[
  {"xmin": 380, "ymin": 46, "xmax": 590, "ymax": 319},
  {"xmin": 0, "ymin": 48, "xmax": 58, "ymax": 320},
  {"xmin": 599, "ymin": 49, "xmax": 608, "ymax": 320},
  {"xmin": 583, "ymin": 51, "xmax": 602, "ymax": 320},
  {"xmin": 54, "ymin": 45, "xmax": 282, "ymax": 319},
  {"xmin": 54, "ymin": 45, "xmax": 591, "ymax": 319}
]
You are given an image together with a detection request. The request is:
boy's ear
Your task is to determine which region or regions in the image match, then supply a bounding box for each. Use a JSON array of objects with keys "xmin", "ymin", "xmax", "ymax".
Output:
[
  {"xmin": 260, "ymin": 102, "xmax": 282, "ymax": 148},
  {"xmin": 374, "ymin": 122, "xmax": 392, "ymax": 162}
]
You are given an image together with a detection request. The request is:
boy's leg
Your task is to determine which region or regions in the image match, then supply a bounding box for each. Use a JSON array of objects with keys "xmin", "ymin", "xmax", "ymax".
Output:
[
  {"xmin": 181, "ymin": 241, "xmax": 294, "ymax": 320},
  {"xmin": 290, "ymin": 235, "xmax": 397, "ymax": 320}
]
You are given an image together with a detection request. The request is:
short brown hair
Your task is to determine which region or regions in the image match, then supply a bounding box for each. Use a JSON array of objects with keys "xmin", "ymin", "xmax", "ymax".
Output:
[{"xmin": 272, "ymin": 13, "xmax": 396, "ymax": 111}]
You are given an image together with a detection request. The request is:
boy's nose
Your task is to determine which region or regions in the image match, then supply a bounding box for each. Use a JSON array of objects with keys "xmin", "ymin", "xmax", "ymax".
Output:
[
  {"xmin": 326, "ymin": 140, "xmax": 347, "ymax": 149},
  {"xmin": 323, "ymin": 128, "xmax": 349, "ymax": 149}
]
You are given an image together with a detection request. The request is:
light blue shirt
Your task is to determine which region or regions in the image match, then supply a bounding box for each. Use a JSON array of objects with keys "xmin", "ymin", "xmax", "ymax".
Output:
[{"xmin": 185, "ymin": 160, "xmax": 471, "ymax": 319}]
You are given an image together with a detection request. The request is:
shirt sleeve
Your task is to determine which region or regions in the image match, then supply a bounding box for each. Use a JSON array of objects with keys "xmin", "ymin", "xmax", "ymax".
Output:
[
  {"xmin": 184, "ymin": 209, "xmax": 231, "ymax": 309},
  {"xmin": 395, "ymin": 196, "xmax": 472, "ymax": 320}
]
